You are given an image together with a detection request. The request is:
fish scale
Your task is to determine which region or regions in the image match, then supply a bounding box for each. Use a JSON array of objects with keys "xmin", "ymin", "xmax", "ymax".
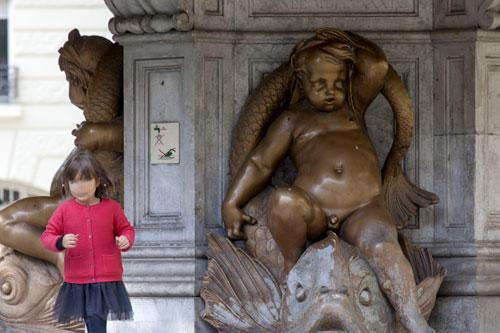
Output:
[{"xmin": 230, "ymin": 63, "xmax": 291, "ymax": 178}]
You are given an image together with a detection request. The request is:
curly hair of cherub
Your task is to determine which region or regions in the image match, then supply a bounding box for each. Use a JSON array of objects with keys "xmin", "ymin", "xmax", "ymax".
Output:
[{"xmin": 288, "ymin": 28, "xmax": 370, "ymax": 114}]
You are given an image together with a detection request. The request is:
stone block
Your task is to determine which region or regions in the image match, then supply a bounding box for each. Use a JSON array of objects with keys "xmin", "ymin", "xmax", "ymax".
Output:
[
  {"xmin": 429, "ymin": 296, "xmax": 500, "ymax": 332},
  {"xmin": 195, "ymin": 0, "xmax": 433, "ymax": 32},
  {"xmin": 107, "ymin": 297, "xmax": 216, "ymax": 333}
]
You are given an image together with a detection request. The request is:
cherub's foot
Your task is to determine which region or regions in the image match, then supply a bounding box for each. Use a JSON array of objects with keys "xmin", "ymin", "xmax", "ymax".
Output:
[
  {"xmin": 0, "ymin": 244, "xmax": 13, "ymax": 259},
  {"xmin": 400, "ymin": 313, "xmax": 435, "ymax": 333},
  {"xmin": 55, "ymin": 252, "xmax": 64, "ymax": 277}
]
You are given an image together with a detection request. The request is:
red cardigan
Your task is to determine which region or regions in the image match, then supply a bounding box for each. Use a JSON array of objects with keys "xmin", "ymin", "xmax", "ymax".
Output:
[{"xmin": 41, "ymin": 198, "xmax": 135, "ymax": 284}]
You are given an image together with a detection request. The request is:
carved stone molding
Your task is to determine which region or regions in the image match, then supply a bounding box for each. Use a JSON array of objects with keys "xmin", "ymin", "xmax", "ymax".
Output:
[
  {"xmin": 104, "ymin": 0, "xmax": 193, "ymax": 35},
  {"xmin": 479, "ymin": 0, "xmax": 500, "ymax": 29}
]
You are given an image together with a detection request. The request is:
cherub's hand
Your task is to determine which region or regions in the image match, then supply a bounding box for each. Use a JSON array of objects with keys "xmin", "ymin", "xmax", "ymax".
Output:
[
  {"xmin": 72, "ymin": 118, "xmax": 124, "ymax": 153},
  {"xmin": 63, "ymin": 234, "xmax": 79, "ymax": 248},
  {"xmin": 115, "ymin": 236, "xmax": 130, "ymax": 250},
  {"xmin": 221, "ymin": 203, "xmax": 257, "ymax": 240},
  {"xmin": 72, "ymin": 121, "xmax": 99, "ymax": 152}
]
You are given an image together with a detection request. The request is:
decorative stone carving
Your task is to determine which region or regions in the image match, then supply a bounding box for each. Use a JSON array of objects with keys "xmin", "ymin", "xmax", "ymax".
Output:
[
  {"xmin": 479, "ymin": 0, "xmax": 500, "ymax": 29},
  {"xmin": 104, "ymin": 0, "xmax": 193, "ymax": 35}
]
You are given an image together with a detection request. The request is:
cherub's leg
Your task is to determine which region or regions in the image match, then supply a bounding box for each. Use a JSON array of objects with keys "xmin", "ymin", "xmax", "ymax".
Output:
[
  {"xmin": 341, "ymin": 196, "xmax": 433, "ymax": 333},
  {"xmin": 0, "ymin": 196, "xmax": 64, "ymax": 273},
  {"xmin": 268, "ymin": 186, "xmax": 326, "ymax": 275}
]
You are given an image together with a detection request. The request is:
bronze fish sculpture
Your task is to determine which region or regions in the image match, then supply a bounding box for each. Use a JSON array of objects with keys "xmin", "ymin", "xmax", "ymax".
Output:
[
  {"xmin": 201, "ymin": 232, "xmax": 445, "ymax": 332},
  {"xmin": 0, "ymin": 245, "xmax": 84, "ymax": 332}
]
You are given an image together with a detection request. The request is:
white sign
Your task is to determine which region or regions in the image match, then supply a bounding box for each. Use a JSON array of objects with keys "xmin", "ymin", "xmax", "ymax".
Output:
[{"xmin": 150, "ymin": 122, "xmax": 179, "ymax": 164}]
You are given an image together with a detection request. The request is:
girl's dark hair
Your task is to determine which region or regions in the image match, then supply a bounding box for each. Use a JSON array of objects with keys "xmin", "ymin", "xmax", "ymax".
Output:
[{"xmin": 61, "ymin": 150, "xmax": 114, "ymax": 198}]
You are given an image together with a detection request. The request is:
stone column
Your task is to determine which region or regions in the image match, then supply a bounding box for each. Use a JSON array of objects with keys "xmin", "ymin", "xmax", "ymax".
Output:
[
  {"xmin": 428, "ymin": 1, "xmax": 500, "ymax": 331},
  {"xmin": 103, "ymin": 1, "xmax": 215, "ymax": 332},
  {"xmin": 102, "ymin": 0, "xmax": 500, "ymax": 331}
]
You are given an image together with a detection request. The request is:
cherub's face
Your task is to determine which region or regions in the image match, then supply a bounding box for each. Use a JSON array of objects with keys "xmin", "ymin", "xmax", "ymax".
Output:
[{"xmin": 299, "ymin": 52, "xmax": 347, "ymax": 111}]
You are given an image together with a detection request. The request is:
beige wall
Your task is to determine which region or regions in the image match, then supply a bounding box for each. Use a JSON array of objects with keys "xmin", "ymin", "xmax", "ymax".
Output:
[{"xmin": 0, "ymin": 0, "xmax": 111, "ymax": 195}]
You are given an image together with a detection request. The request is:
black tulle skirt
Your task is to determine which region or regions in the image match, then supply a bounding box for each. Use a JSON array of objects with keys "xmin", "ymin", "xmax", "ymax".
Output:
[{"xmin": 54, "ymin": 281, "xmax": 134, "ymax": 323}]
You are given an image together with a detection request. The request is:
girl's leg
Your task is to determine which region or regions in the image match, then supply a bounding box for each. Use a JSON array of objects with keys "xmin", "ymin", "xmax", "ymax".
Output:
[
  {"xmin": 0, "ymin": 196, "xmax": 64, "ymax": 272},
  {"xmin": 341, "ymin": 196, "xmax": 434, "ymax": 333},
  {"xmin": 85, "ymin": 316, "xmax": 107, "ymax": 333}
]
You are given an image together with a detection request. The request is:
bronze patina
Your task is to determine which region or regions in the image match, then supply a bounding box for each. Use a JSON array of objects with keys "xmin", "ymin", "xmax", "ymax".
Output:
[{"xmin": 219, "ymin": 28, "xmax": 439, "ymax": 332}]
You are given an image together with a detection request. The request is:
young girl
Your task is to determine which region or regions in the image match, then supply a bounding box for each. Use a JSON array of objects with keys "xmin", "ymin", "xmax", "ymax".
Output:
[{"xmin": 41, "ymin": 150, "xmax": 134, "ymax": 333}]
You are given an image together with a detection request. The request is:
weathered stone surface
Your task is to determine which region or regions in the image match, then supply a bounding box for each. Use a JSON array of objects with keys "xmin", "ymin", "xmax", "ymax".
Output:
[
  {"xmin": 200, "ymin": 232, "xmax": 444, "ymax": 332},
  {"xmin": 196, "ymin": 0, "xmax": 433, "ymax": 32},
  {"xmin": 104, "ymin": 0, "xmax": 193, "ymax": 35},
  {"xmin": 108, "ymin": 297, "xmax": 215, "ymax": 333},
  {"xmin": 108, "ymin": 2, "xmax": 500, "ymax": 332}
]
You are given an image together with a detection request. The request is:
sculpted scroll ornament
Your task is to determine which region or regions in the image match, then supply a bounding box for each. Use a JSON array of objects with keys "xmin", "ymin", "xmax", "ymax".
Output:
[
  {"xmin": 479, "ymin": 0, "xmax": 500, "ymax": 29},
  {"xmin": 0, "ymin": 245, "xmax": 84, "ymax": 332},
  {"xmin": 104, "ymin": 0, "xmax": 193, "ymax": 35},
  {"xmin": 201, "ymin": 28, "xmax": 445, "ymax": 332}
]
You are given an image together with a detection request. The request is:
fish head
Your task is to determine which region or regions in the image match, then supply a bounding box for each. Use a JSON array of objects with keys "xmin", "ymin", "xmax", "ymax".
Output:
[{"xmin": 282, "ymin": 232, "xmax": 396, "ymax": 332}]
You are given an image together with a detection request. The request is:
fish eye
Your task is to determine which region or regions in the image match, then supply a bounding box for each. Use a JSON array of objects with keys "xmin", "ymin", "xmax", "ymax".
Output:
[
  {"xmin": 1, "ymin": 281, "xmax": 12, "ymax": 295},
  {"xmin": 295, "ymin": 283, "xmax": 306, "ymax": 302},
  {"xmin": 359, "ymin": 288, "xmax": 371, "ymax": 306}
]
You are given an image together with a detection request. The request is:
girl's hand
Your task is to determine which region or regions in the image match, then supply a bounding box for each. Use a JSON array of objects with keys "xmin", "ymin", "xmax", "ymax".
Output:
[
  {"xmin": 115, "ymin": 236, "xmax": 130, "ymax": 250},
  {"xmin": 63, "ymin": 234, "xmax": 79, "ymax": 248}
]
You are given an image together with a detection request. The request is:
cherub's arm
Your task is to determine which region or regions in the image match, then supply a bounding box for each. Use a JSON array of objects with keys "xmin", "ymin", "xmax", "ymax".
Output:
[
  {"xmin": 222, "ymin": 112, "xmax": 294, "ymax": 240},
  {"xmin": 72, "ymin": 116, "xmax": 123, "ymax": 153}
]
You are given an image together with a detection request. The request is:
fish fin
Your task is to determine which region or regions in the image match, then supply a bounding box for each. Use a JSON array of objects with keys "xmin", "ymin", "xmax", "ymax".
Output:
[
  {"xmin": 398, "ymin": 233, "xmax": 446, "ymax": 320},
  {"xmin": 383, "ymin": 165, "xmax": 439, "ymax": 229},
  {"xmin": 200, "ymin": 233, "xmax": 282, "ymax": 332},
  {"xmin": 416, "ymin": 275, "xmax": 445, "ymax": 321}
]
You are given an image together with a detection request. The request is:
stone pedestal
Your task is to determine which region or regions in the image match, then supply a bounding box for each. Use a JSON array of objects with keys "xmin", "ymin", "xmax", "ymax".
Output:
[{"xmin": 103, "ymin": 0, "xmax": 500, "ymax": 331}]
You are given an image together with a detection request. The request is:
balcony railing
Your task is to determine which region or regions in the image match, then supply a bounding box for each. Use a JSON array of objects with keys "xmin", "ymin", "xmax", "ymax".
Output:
[{"xmin": 0, "ymin": 65, "xmax": 18, "ymax": 103}]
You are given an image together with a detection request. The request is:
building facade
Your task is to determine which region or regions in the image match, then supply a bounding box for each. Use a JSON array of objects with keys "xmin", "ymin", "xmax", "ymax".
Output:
[{"xmin": 0, "ymin": 0, "xmax": 111, "ymax": 208}]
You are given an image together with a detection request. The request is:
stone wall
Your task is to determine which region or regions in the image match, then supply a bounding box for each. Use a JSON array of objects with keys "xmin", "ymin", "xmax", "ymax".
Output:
[{"xmin": 105, "ymin": 0, "xmax": 500, "ymax": 332}]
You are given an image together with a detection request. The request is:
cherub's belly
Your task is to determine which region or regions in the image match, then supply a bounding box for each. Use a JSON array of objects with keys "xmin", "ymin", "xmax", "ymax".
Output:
[{"xmin": 292, "ymin": 131, "xmax": 382, "ymax": 221}]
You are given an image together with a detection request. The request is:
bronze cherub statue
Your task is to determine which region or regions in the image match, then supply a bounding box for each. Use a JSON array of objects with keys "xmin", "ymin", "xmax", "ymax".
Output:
[{"xmin": 216, "ymin": 28, "xmax": 440, "ymax": 332}]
